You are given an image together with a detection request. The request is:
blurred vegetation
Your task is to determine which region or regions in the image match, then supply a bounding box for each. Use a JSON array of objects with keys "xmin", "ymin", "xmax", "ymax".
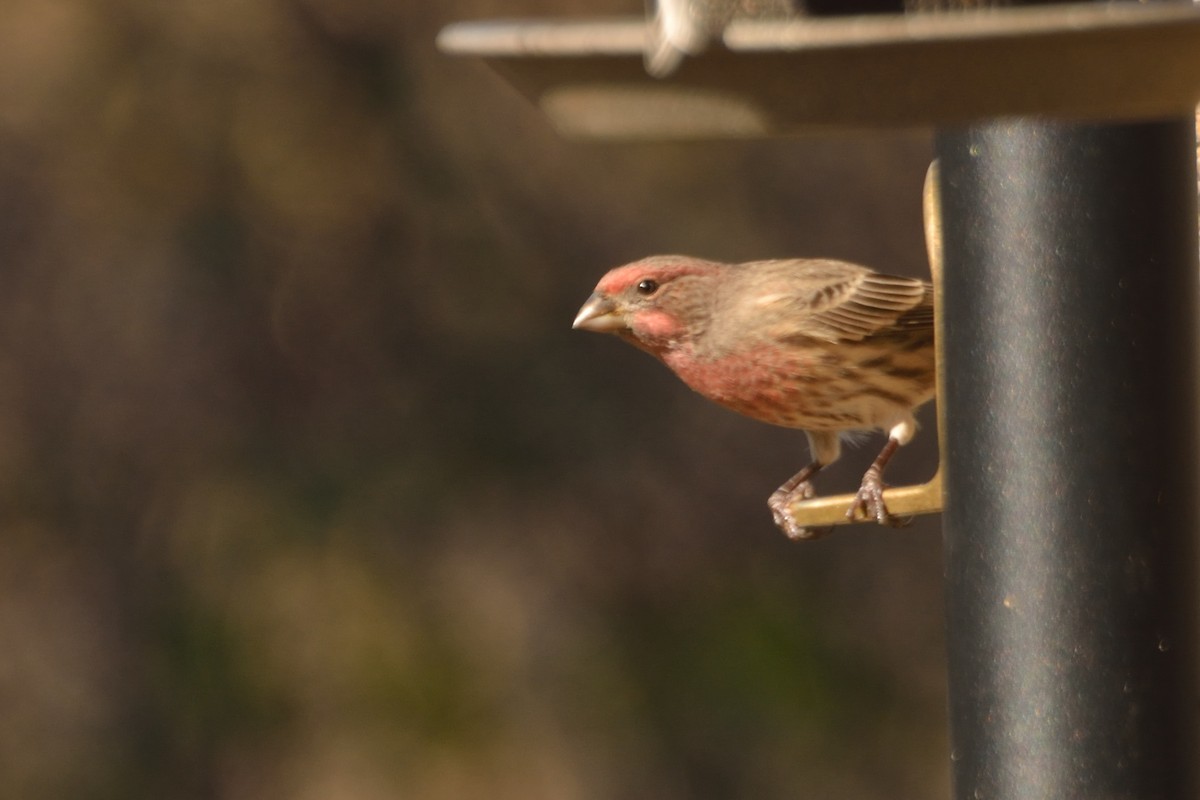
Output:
[{"xmin": 0, "ymin": 1, "xmax": 947, "ymax": 798}]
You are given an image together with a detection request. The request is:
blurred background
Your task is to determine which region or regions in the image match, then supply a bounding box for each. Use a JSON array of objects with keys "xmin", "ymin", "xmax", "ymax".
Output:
[{"xmin": 0, "ymin": 1, "xmax": 948, "ymax": 798}]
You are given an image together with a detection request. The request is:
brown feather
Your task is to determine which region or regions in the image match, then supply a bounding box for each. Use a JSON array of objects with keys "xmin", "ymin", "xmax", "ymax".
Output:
[{"xmin": 705, "ymin": 258, "xmax": 932, "ymax": 350}]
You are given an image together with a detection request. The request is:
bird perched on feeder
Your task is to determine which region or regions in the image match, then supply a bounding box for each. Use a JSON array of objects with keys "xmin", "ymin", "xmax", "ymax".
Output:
[{"xmin": 573, "ymin": 255, "xmax": 936, "ymax": 539}]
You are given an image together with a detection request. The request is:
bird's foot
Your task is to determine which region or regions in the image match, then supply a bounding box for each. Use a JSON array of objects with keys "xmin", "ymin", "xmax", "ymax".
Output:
[
  {"xmin": 846, "ymin": 468, "xmax": 913, "ymax": 528},
  {"xmin": 768, "ymin": 480, "xmax": 832, "ymax": 540}
]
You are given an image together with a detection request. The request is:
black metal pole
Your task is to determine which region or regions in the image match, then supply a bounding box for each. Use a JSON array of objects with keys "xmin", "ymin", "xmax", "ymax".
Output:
[{"xmin": 935, "ymin": 120, "xmax": 1199, "ymax": 799}]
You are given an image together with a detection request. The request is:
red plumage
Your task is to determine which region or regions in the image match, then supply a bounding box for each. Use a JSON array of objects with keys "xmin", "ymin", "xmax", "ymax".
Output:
[{"xmin": 574, "ymin": 254, "xmax": 936, "ymax": 539}]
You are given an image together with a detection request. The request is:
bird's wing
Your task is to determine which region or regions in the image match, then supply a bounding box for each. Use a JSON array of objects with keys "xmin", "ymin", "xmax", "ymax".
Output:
[
  {"xmin": 748, "ymin": 260, "xmax": 933, "ymax": 344},
  {"xmin": 803, "ymin": 272, "xmax": 932, "ymax": 342}
]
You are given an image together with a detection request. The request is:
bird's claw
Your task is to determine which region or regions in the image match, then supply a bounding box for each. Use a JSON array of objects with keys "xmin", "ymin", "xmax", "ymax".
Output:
[
  {"xmin": 768, "ymin": 481, "xmax": 832, "ymax": 540},
  {"xmin": 846, "ymin": 469, "xmax": 913, "ymax": 528}
]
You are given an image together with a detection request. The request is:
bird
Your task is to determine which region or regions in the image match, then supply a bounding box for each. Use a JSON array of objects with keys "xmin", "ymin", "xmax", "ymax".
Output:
[{"xmin": 573, "ymin": 254, "xmax": 936, "ymax": 539}]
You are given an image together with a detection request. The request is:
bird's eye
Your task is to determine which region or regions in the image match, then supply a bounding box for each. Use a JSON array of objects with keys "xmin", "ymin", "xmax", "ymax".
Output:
[{"xmin": 636, "ymin": 279, "xmax": 659, "ymax": 296}]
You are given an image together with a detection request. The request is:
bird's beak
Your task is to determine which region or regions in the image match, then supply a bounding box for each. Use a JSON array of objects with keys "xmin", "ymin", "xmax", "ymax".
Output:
[{"xmin": 572, "ymin": 293, "xmax": 626, "ymax": 332}]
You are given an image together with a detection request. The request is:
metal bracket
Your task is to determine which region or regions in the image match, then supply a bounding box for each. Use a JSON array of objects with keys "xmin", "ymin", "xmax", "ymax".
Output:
[
  {"xmin": 438, "ymin": 4, "xmax": 1200, "ymax": 138},
  {"xmin": 783, "ymin": 161, "xmax": 946, "ymax": 528}
]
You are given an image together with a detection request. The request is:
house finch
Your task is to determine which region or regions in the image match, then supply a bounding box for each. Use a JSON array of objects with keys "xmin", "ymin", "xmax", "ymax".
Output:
[{"xmin": 573, "ymin": 255, "xmax": 935, "ymax": 539}]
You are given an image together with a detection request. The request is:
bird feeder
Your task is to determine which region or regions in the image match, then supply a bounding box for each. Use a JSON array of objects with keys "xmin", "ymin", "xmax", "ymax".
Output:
[{"xmin": 439, "ymin": 3, "xmax": 1200, "ymax": 798}]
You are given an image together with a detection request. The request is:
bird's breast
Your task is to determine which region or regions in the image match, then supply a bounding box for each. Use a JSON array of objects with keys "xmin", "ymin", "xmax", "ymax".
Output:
[{"xmin": 660, "ymin": 337, "xmax": 934, "ymax": 432}]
